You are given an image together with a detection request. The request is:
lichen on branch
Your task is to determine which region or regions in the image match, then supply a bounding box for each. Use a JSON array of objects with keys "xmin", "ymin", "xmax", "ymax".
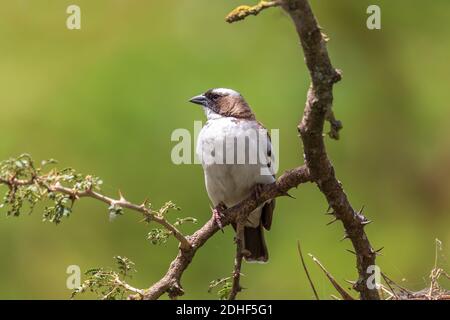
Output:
[{"xmin": 226, "ymin": 1, "xmax": 281, "ymax": 23}]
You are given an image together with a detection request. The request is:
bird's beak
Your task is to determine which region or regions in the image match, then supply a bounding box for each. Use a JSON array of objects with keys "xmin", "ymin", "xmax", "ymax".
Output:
[{"xmin": 189, "ymin": 94, "xmax": 208, "ymax": 106}]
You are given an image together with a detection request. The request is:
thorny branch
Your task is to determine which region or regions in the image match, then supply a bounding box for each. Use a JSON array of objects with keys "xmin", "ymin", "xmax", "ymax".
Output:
[
  {"xmin": 229, "ymin": 222, "xmax": 245, "ymax": 300},
  {"xmin": 0, "ymin": 156, "xmax": 310, "ymax": 300},
  {"xmin": 228, "ymin": 0, "xmax": 380, "ymax": 299},
  {"xmin": 56, "ymin": 185, "xmax": 192, "ymax": 250},
  {"xmin": 0, "ymin": 174, "xmax": 191, "ymax": 251},
  {"xmin": 140, "ymin": 165, "xmax": 311, "ymax": 300}
]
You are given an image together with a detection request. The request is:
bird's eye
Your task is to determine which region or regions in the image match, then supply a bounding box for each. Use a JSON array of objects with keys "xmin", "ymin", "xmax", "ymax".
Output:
[{"xmin": 210, "ymin": 93, "xmax": 220, "ymax": 100}]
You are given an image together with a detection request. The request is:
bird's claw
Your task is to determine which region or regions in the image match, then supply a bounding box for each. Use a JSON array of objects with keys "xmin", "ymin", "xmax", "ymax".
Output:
[{"xmin": 212, "ymin": 202, "xmax": 227, "ymax": 232}]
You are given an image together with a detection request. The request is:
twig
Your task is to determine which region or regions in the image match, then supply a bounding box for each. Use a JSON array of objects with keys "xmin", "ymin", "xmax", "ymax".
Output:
[
  {"xmin": 0, "ymin": 176, "xmax": 191, "ymax": 249},
  {"xmin": 100, "ymin": 278, "xmax": 144, "ymax": 300},
  {"xmin": 229, "ymin": 222, "xmax": 245, "ymax": 300},
  {"xmin": 326, "ymin": 109, "xmax": 343, "ymax": 140},
  {"xmin": 309, "ymin": 254, "xmax": 354, "ymax": 300},
  {"xmin": 380, "ymin": 272, "xmax": 398, "ymax": 300},
  {"xmin": 226, "ymin": 1, "xmax": 281, "ymax": 23},
  {"xmin": 380, "ymin": 272, "xmax": 412, "ymax": 297},
  {"xmin": 297, "ymin": 241, "xmax": 319, "ymax": 300},
  {"xmin": 115, "ymin": 277, "xmax": 145, "ymax": 297},
  {"xmin": 56, "ymin": 184, "xmax": 191, "ymax": 249}
]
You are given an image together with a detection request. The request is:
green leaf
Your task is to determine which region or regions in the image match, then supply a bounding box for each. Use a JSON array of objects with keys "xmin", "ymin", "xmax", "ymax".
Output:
[
  {"xmin": 208, "ymin": 277, "xmax": 233, "ymax": 300},
  {"xmin": 147, "ymin": 228, "xmax": 170, "ymax": 245}
]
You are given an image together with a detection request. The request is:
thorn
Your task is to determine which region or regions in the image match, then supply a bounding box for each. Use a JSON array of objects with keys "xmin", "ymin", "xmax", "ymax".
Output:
[
  {"xmin": 140, "ymin": 197, "xmax": 149, "ymax": 208},
  {"xmin": 139, "ymin": 212, "xmax": 153, "ymax": 223},
  {"xmin": 375, "ymin": 247, "xmax": 384, "ymax": 256},
  {"xmin": 309, "ymin": 253, "xmax": 355, "ymax": 300},
  {"xmin": 118, "ymin": 190, "xmax": 126, "ymax": 202},
  {"xmin": 358, "ymin": 205, "xmax": 365, "ymax": 215},
  {"xmin": 326, "ymin": 217, "xmax": 338, "ymax": 226},
  {"xmin": 340, "ymin": 233, "xmax": 349, "ymax": 241},
  {"xmin": 346, "ymin": 249, "xmax": 356, "ymax": 255},
  {"xmin": 361, "ymin": 219, "xmax": 372, "ymax": 226},
  {"xmin": 282, "ymin": 192, "xmax": 296, "ymax": 199},
  {"xmin": 344, "ymin": 279, "xmax": 356, "ymax": 285},
  {"xmin": 325, "ymin": 205, "xmax": 332, "ymax": 214},
  {"xmin": 297, "ymin": 241, "xmax": 320, "ymax": 300}
]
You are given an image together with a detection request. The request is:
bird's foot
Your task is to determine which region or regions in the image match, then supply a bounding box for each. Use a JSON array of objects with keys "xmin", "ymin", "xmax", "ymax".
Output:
[{"xmin": 212, "ymin": 202, "xmax": 227, "ymax": 232}]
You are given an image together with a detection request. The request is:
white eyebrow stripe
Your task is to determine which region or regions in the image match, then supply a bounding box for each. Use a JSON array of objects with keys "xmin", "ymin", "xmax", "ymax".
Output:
[{"xmin": 212, "ymin": 88, "xmax": 241, "ymax": 97}]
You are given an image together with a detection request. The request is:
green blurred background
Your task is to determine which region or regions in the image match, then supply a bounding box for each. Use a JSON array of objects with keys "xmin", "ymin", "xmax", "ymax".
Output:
[{"xmin": 0, "ymin": 0, "xmax": 449, "ymax": 299}]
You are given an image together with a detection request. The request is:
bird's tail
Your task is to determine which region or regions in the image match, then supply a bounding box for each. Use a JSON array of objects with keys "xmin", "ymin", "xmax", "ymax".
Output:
[{"xmin": 243, "ymin": 224, "xmax": 268, "ymax": 263}]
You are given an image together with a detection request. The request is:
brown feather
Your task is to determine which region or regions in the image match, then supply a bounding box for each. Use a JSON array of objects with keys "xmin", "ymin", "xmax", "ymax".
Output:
[
  {"xmin": 244, "ymin": 225, "xmax": 268, "ymax": 262},
  {"xmin": 261, "ymin": 199, "xmax": 275, "ymax": 230},
  {"xmin": 215, "ymin": 95, "xmax": 255, "ymax": 120},
  {"xmin": 256, "ymin": 120, "xmax": 276, "ymax": 231}
]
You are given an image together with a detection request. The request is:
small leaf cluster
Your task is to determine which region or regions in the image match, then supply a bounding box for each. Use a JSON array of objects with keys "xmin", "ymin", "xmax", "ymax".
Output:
[
  {"xmin": 174, "ymin": 217, "xmax": 198, "ymax": 227},
  {"xmin": 145, "ymin": 201, "xmax": 196, "ymax": 246},
  {"xmin": 209, "ymin": 277, "xmax": 233, "ymax": 300},
  {"xmin": 156, "ymin": 201, "xmax": 180, "ymax": 217},
  {"xmin": 71, "ymin": 256, "xmax": 137, "ymax": 300},
  {"xmin": 114, "ymin": 256, "xmax": 136, "ymax": 278},
  {"xmin": 147, "ymin": 228, "xmax": 171, "ymax": 245},
  {"xmin": 1, "ymin": 155, "xmax": 197, "ymax": 252},
  {"xmin": 0, "ymin": 155, "xmax": 102, "ymax": 224}
]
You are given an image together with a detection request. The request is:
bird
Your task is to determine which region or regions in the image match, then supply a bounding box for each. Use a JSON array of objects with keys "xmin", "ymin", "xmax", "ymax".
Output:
[{"xmin": 189, "ymin": 88, "xmax": 276, "ymax": 263}]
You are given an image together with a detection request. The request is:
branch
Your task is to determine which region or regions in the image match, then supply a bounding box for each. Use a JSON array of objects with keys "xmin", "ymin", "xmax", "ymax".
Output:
[
  {"xmin": 309, "ymin": 254, "xmax": 354, "ymax": 300},
  {"xmin": 226, "ymin": 1, "xmax": 281, "ymax": 23},
  {"xmin": 142, "ymin": 165, "xmax": 311, "ymax": 300},
  {"xmin": 115, "ymin": 277, "xmax": 145, "ymax": 297},
  {"xmin": 0, "ymin": 170, "xmax": 191, "ymax": 250},
  {"xmin": 229, "ymin": 222, "xmax": 245, "ymax": 300},
  {"xmin": 71, "ymin": 256, "xmax": 145, "ymax": 300},
  {"xmin": 279, "ymin": 0, "xmax": 380, "ymax": 299},
  {"xmin": 53, "ymin": 184, "xmax": 192, "ymax": 249},
  {"xmin": 100, "ymin": 275, "xmax": 145, "ymax": 300},
  {"xmin": 1, "ymin": 156, "xmax": 310, "ymax": 300}
]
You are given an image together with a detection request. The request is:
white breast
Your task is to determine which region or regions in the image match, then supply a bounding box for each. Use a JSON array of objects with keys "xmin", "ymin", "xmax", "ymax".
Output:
[{"xmin": 196, "ymin": 117, "xmax": 275, "ymax": 214}]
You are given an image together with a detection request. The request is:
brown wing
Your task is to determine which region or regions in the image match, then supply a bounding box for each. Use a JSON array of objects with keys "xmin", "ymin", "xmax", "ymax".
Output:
[
  {"xmin": 261, "ymin": 199, "xmax": 275, "ymax": 230},
  {"xmin": 256, "ymin": 120, "xmax": 275, "ymax": 176},
  {"xmin": 257, "ymin": 121, "xmax": 276, "ymax": 231}
]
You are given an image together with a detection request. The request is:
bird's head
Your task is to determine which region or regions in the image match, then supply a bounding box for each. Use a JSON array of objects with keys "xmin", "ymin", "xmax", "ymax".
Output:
[{"xmin": 189, "ymin": 88, "xmax": 255, "ymax": 120}]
